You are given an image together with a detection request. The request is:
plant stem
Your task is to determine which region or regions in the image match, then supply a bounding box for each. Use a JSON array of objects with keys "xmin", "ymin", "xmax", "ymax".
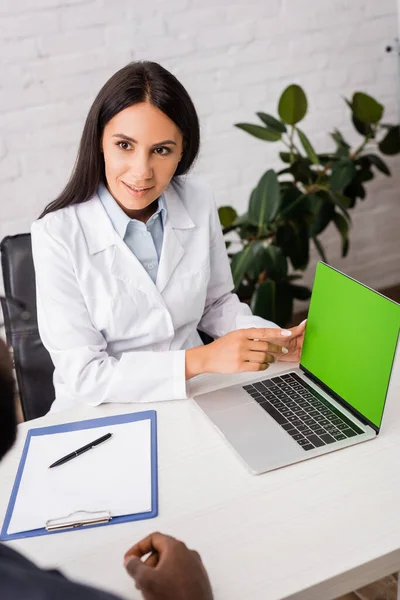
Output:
[
  {"xmin": 304, "ymin": 183, "xmax": 329, "ymax": 194},
  {"xmin": 289, "ymin": 126, "xmax": 295, "ymax": 163},
  {"xmin": 350, "ymin": 132, "xmax": 373, "ymax": 160},
  {"xmin": 314, "ymin": 161, "xmax": 333, "ymax": 186},
  {"xmin": 282, "ymin": 137, "xmax": 302, "ymax": 157}
]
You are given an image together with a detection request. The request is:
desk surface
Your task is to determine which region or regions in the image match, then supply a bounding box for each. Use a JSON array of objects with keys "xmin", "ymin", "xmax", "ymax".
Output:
[{"xmin": 1, "ymin": 357, "xmax": 400, "ymax": 600}]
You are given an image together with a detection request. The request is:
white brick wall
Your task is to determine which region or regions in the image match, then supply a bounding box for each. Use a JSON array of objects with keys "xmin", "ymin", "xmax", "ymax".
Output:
[{"xmin": 0, "ymin": 0, "xmax": 399, "ymax": 304}]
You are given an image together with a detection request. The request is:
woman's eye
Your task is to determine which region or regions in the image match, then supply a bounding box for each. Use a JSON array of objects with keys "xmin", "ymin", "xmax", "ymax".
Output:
[
  {"xmin": 154, "ymin": 146, "xmax": 171, "ymax": 155},
  {"xmin": 117, "ymin": 141, "xmax": 130, "ymax": 150}
]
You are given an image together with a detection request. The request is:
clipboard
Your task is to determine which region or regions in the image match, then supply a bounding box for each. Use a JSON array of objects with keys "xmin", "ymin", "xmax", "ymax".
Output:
[{"xmin": 1, "ymin": 410, "xmax": 158, "ymax": 541}]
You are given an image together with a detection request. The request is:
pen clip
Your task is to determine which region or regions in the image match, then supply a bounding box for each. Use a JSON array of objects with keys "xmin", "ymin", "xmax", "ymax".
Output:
[{"xmin": 45, "ymin": 510, "xmax": 111, "ymax": 531}]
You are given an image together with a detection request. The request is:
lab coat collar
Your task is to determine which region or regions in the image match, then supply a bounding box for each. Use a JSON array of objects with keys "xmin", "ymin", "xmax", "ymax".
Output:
[
  {"xmin": 98, "ymin": 183, "xmax": 167, "ymax": 239},
  {"xmin": 77, "ymin": 179, "xmax": 195, "ymax": 256},
  {"xmin": 163, "ymin": 180, "xmax": 194, "ymax": 230},
  {"xmin": 157, "ymin": 181, "xmax": 195, "ymax": 293}
]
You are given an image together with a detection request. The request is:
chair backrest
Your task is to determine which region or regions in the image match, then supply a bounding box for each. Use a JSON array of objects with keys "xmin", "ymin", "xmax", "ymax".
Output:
[{"xmin": 1, "ymin": 234, "xmax": 55, "ymax": 420}]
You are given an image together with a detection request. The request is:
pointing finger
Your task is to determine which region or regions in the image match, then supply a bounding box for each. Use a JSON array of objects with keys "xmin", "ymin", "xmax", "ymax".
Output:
[{"xmin": 247, "ymin": 328, "xmax": 292, "ymax": 342}]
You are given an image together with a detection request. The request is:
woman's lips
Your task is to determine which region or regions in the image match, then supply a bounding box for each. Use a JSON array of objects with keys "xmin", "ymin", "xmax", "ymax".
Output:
[{"xmin": 122, "ymin": 181, "xmax": 154, "ymax": 198}]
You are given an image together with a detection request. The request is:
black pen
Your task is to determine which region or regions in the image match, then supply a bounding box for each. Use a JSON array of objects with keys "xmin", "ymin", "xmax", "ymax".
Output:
[{"xmin": 48, "ymin": 433, "xmax": 113, "ymax": 469}]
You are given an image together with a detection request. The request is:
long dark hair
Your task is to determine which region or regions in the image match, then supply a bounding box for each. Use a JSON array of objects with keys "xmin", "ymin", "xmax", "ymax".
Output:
[{"xmin": 40, "ymin": 61, "xmax": 200, "ymax": 218}]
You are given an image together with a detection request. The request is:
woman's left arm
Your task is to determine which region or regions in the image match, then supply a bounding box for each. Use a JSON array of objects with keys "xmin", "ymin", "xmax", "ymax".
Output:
[
  {"xmin": 197, "ymin": 197, "xmax": 278, "ymax": 338},
  {"xmin": 196, "ymin": 196, "xmax": 306, "ymax": 358}
]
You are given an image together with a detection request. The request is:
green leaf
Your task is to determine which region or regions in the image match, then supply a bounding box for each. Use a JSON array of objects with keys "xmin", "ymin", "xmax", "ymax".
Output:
[
  {"xmin": 279, "ymin": 186, "xmax": 309, "ymax": 218},
  {"xmin": 278, "ymin": 84, "xmax": 308, "ymax": 125},
  {"xmin": 296, "ymin": 127, "xmax": 319, "ymax": 164},
  {"xmin": 312, "ymin": 237, "xmax": 328, "ymax": 263},
  {"xmin": 328, "ymin": 191, "xmax": 352, "ymax": 210},
  {"xmin": 352, "ymin": 115, "xmax": 373, "ymax": 137},
  {"xmin": 324, "ymin": 190, "xmax": 351, "ymax": 222},
  {"xmin": 251, "ymin": 279, "xmax": 276, "ymax": 322},
  {"xmin": 307, "ymin": 193, "xmax": 323, "ymax": 217},
  {"xmin": 245, "ymin": 243, "xmax": 269, "ymax": 281},
  {"xmin": 330, "ymin": 158, "xmax": 357, "ymax": 192},
  {"xmin": 230, "ymin": 242, "xmax": 262, "ymax": 290},
  {"xmin": 362, "ymin": 153, "xmax": 391, "ymax": 176},
  {"xmin": 263, "ymin": 245, "xmax": 288, "ymax": 281},
  {"xmin": 256, "ymin": 112, "xmax": 287, "ymax": 133},
  {"xmin": 330, "ymin": 129, "xmax": 351, "ymax": 157},
  {"xmin": 249, "ymin": 169, "xmax": 281, "ymax": 228},
  {"xmin": 344, "ymin": 98, "xmax": 374, "ymax": 135},
  {"xmin": 218, "ymin": 206, "xmax": 238, "ymax": 228},
  {"xmin": 318, "ymin": 153, "xmax": 335, "ymax": 164},
  {"xmin": 331, "ymin": 129, "xmax": 350, "ymax": 149},
  {"xmin": 288, "ymin": 157, "xmax": 315, "ymax": 185},
  {"xmin": 287, "ymin": 274, "xmax": 303, "ymax": 281},
  {"xmin": 378, "ymin": 126, "xmax": 400, "ymax": 155},
  {"xmin": 276, "ymin": 219, "xmax": 309, "ymax": 270},
  {"xmin": 289, "ymin": 284, "xmax": 312, "ymax": 300},
  {"xmin": 356, "ymin": 165, "xmax": 374, "ymax": 183},
  {"xmin": 235, "ymin": 123, "xmax": 281, "ymax": 142},
  {"xmin": 351, "ymin": 92, "xmax": 384, "ymax": 125},
  {"xmin": 279, "ymin": 151, "xmax": 299, "ymax": 164},
  {"xmin": 310, "ymin": 194, "xmax": 335, "ymax": 237},
  {"xmin": 275, "ymin": 282, "xmax": 295, "ymax": 327},
  {"xmin": 332, "ymin": 212, "xmax": 350, "ymax": 257},
  {"xmin": 277, "ymin": 166, "xmax": 292, "ymax": 176},
  {"xmin": 252, "ymin": 279, "xmax": 295, "ymax": 326},
  {"xmin": 344, "ymin": 179, "xmax": 365, "ymax": 206},
  {"xmin": 237, "ymin": 223, "xmax": 259, "ymax": 240},
  {"xmin": 232, "ymin": 212, "xmax": 250, "ymax": 226}
]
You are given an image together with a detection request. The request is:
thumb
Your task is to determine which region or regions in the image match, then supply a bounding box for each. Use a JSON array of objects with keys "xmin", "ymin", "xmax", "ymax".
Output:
[
  {"xmin": 292, "ymin": 319, "xmax": 307, "ymax": 336},
  {"xmin": 124, "ymin": 556, "xmax": 158, "ymax": 591}
]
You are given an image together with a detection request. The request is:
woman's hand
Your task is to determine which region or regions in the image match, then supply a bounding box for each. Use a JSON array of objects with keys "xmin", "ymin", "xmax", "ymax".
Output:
[
  {"xmin": 267, "ymin": 320, "xmax": 307, "ymax": 363},
  {"xmin": 185, "ymin": 326, "xmax": 296, "ymax": 378}
]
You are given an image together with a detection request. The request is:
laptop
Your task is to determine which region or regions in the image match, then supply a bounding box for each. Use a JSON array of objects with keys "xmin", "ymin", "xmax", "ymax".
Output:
[{"xmin": 193, "ymin": 262, "xmax": 400, "ymax": 474}]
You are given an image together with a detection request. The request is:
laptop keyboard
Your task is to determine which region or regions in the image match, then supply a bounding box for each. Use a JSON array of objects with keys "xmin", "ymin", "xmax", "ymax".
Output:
[{"xmin": 243, "ymin": 372, "xmax": 363, "ymax": 451}]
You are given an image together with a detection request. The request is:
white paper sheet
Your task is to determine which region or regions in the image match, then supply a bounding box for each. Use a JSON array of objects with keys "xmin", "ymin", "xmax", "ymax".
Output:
[{"xmin": 7, "ymin": 419, "xmax": 152, "ymax": 535}]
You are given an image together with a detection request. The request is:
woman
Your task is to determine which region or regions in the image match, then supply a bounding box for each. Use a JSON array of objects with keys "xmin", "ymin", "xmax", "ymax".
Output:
[{"xmin": 31, "ymin": 61, "xmax": 305, "ymax": 412}]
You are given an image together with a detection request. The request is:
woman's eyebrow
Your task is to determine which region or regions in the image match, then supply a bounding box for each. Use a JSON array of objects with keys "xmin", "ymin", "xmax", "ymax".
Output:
[{"xmin": 112, "ymin": 133, "xmax": 177, "ymax": 147}]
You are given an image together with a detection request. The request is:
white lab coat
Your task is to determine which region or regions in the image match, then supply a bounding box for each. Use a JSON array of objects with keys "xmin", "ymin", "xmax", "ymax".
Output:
[{"xmin": 31, "ymin": 176, "xmax": 276, "ymax": 412}]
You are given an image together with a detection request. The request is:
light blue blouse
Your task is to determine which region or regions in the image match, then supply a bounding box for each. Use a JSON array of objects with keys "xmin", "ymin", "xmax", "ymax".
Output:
[{"xmin": 98, "ymin": 183, "xmax": 166, "ymax": 284}]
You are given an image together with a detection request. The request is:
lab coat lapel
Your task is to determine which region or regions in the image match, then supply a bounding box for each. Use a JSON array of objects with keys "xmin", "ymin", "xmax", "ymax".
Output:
[
  {"xmin": 156, "ymin": 181, "xmax": 195, "ymax": 294},
  {"xmin": 77, "ymin": 194, "xmax": 156, "ymax": 296},
  {"xmin": 110, "ymin": 242, "xmax": 157, "ymax": 296}
]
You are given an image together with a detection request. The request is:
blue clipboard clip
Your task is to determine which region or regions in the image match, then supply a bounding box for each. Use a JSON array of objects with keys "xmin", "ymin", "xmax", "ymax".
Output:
[{"xmin": 45, "ymin": 510, "xmax": 112, "ymax": 532}]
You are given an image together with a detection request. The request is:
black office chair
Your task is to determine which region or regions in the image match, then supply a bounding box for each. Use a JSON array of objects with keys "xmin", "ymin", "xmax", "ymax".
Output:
[{"xmin": 1, "ymin": 234, "xmax": 55, "ymax": 420}]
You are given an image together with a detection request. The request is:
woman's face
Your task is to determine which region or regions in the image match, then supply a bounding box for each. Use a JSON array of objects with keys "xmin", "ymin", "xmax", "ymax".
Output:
[{"xmin": 101, "ymin": 102, "xmax": 184, "ymax": 215}]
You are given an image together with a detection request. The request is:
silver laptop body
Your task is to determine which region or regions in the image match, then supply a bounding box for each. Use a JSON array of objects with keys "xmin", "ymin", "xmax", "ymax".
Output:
[
  {"xmin": 193, "ymin": 262, "xmax": 400, "ymax": 474},
  {"xmin": 193, "ymin": 367, "xmax": 376, "ymax": 475}
]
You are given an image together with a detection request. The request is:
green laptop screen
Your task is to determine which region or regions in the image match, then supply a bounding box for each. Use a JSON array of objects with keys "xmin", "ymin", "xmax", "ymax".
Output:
[{"xmin": 300, "ymin": 263, "xmax": 400, "ymax": 429}]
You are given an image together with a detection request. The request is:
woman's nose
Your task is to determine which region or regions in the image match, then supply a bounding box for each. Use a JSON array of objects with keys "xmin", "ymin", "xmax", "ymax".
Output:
[{"xmin": 130, "ymin": 152, "xmax": 153, "ymax": 181}]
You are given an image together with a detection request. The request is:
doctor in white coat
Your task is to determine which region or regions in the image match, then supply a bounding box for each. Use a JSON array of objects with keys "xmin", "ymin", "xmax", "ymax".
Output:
[{"xmin": 31, "ymin": 61, "xmax": 306, "ymax": 413}]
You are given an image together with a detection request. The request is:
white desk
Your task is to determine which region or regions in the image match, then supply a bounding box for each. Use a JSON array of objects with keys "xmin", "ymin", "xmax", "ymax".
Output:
[{"xmin": 1, "ymin": 357, "xmax": 400, "ymax": 600}]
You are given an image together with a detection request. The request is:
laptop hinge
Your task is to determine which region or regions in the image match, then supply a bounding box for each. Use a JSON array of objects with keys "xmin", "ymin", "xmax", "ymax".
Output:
[{"xmin": 300, "ymin": 366, "xmax": 379, "ymax": 434}]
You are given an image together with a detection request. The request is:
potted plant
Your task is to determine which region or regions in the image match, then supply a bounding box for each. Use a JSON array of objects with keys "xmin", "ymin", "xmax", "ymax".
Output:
[{"xmin": 219, "ymin": 85, "xmax": 400, "ymax": 326}]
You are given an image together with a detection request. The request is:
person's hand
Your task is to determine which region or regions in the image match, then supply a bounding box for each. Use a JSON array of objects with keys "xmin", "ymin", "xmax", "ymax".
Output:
[
  {"xmin": 199, "ymin": 326, "xmax": 294, "ymax": 374},
  {"xmin": 124, "ymin": 532, "xmax": 213, "ymax": 600},
  {"xmin": 267, "ymin": 320, "xmax": 307, "ymax": 363}
]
